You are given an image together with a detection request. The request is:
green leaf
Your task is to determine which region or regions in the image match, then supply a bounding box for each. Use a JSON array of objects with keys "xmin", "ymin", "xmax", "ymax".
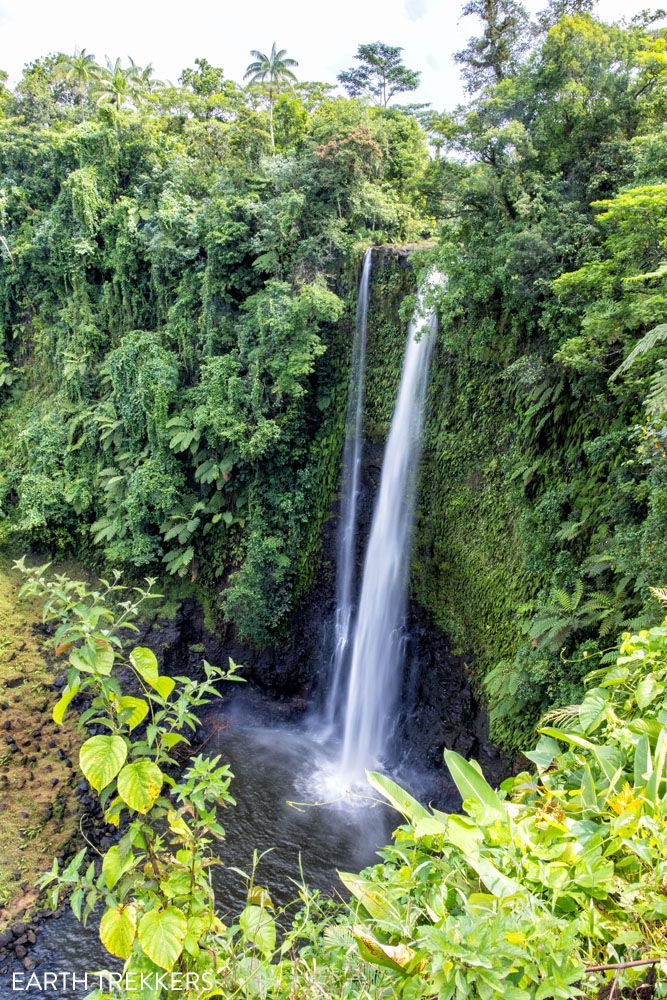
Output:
[
  {"xmin": 646, "ymin": 728, "xmax": 667, "ymax": 803},
  {"xmin": 524, "ymin": 735, "xmax": 561, "ymax": 771},
  {"xmin": 102, "ymin": 844, "xmax": 134, "ymax": 890},
  {"xmin": 70, "ymin": 641, "xmax": 114, "ymax": 676},
  {"xmin": 130, "ymin": 646, "xmax": 175, "ymax": 699},
  {"xmin": 634, "ymin": 734, "xmax": 652, "ymax": 789},
  {"xmin": 100, "ymin": 904, "xmax": 136, "ymax": 960},
  {"xmin": 79, "ymin": 735, "xmax": 127, "ymax": 793},
  {"xmin": 636, "ymin": 673, "xmax": 661, "ymax": 709},
  {"xmin": 580, "ymin": 760, "xmax": 599, "ymax": 813},
  {"xmin": 115, "ymin": 695, "xmax": 149, "ymax": 731},
  {"xmin": 239, "ymin": 903, "xmax": 276, "ymax": 957},
  {"xmin": 161, "ymin": 733, "xmax": 187, "ymax": 750},
  {"xmin": 538, "ymin": 726, "xmax": 597, "ymax": 753},
  {"xmin": 53, "ymin": 682, "xmax": 80, "ymax": 725},
  {"xmin": 366, "ymin": 770, "xmax": 431, "ymax": 823},
  {"xmin": 446, "ymin": 814, "xmax": 485, "ymax": 854},
  {"xmin": 138, "ymin": 906, "xmax": 187, "ymax": 971},
  {"xmin": 467, "ymin": 855, "xmax": 527, "ymax": 900},
  {"xmin": 338, "ymin": 872, "xmax": 394, "ymax": 921},
  {"xmin": 444, "ymin": 750, "xmax": 504, "ymax": 817},
  {"xmin": 130, "ymin": 646, "xmax": 159, "ymax": 684},
  {"xmin": 117, "ymin": 761, "xmax": 164, "ymax": 814},
  {"xmin": 578, "ymin": 688, "xmax": 607, "ymax": 734},
  {"xmin": 413, "ymin": 815, "xmax": 449, "ymax": 839},
  {"xmin": 153, "ymin": 675, "xmax": 176, "ymax": 699},
  {"xmin": 352, "ymin": 926, "xmax": 413, "ymax": 975}
]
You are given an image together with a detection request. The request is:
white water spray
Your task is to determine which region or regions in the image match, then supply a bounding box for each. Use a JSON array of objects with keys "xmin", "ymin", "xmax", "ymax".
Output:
[
  {"xmin": 324, "ymin": 249, "xmax": 372, "ymax": 728},
  {"xmin": 339, "ymin": 273, "xmax": 439, "ymax": 779}
]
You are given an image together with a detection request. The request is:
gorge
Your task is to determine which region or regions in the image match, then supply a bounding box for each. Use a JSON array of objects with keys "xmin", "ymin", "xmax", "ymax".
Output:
[{"xmin": 1, "ymin": 6, "xmax": 667, "ymax": 993}]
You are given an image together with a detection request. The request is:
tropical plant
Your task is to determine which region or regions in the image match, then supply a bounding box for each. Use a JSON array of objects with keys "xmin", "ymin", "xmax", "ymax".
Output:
[
  {"xmin": 16, "ymin": 560, "xmax": 246, "ymax": 995},
  {"xmin": 244, "ymin": 43, "xmax": 299, "ymax": 148},
  {"xmin": 334, "ymin": 621, "xmax": 667, "ymax": 997},
  {"xmin": 337, "ymin": 42, "xmax": 421, "ymax": 108},
  {"xmin": 524, "ymin": 582, "xmax": 616, "ymax": 653},
  {"xmin": 455, "ymin": 0, "xmax": 530, "ymax": 92},
  {"xmin": 55, "ymin": 48, "xmax": 100, "ymax": 121},
  {"xmin": 95, "ymin": 57, "xmax": 146, "ymax": 111}
]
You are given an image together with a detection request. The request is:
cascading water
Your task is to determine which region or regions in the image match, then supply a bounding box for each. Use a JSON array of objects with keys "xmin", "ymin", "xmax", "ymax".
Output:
[
  {"xmin": 323, "ymin": 248, "xmax": 372, "ymax": 729},
  {"xmin": 339, "ymin": 272, "xmax": 439, "ymax": 780}
]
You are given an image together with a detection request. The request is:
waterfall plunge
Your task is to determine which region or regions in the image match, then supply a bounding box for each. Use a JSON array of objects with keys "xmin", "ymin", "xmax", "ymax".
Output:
[
  {"xmin": 324, "ymin": 249, "xmax": 372, "ymax": 729},
  {"xmin": 339, "ymin": 273, "xmax": 438, "ymax": 780}
]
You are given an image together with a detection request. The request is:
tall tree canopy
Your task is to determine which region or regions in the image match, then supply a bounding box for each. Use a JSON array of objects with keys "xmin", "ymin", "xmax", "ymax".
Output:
[
  {"xmin": 244, "ymin": 43, "xmax": 299, "ymax": 148},
  {"xmin": 337, "ymin": 42, "xmax": 421, "ymax": 107},
  {"xmin": 455, "ymin": 0, "xmax": 530, "ymax": 92}
]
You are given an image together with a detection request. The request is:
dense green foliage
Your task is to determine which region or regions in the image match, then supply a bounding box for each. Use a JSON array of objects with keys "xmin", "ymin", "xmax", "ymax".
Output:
[
  {"xmin": 414, "ymin": 5, "xmax": 667, "ymax": 749},
  {"xmin": 3, "ymin": 4, "xmax": 667, "ymax": 753},
  {"xmin": 0, "ymin": 53, "xmax": 431, "ymax": 644},
  {"xmin": 329, "ymin": 614, "xmax": 667, "ymax": 997},
  {"xmin": 21, "ymin": 564, "xmax": 667, "ymax": 997},
  {"xmin": 18, "ymin": 560, "xmax": 241, "ymax": 990}
]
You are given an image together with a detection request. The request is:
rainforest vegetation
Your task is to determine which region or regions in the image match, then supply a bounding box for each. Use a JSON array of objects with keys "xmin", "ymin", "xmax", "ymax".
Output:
[{"xmin": 1, "ymin": 0, "xmax": 667, "ymax": 994}]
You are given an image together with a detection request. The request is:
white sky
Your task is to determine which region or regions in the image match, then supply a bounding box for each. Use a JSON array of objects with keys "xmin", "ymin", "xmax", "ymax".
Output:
[{"xmin": 0, "ymin": 0, "xmax": 659, "ymax": 110}]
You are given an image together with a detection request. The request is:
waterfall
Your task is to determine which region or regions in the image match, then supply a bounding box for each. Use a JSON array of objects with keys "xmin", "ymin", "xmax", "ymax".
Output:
[
  {"xmin": 324, "ymin": 248, "xmax": 372, "ymax": 729},
  {"xmin": 340, "ymin": 272, "xmax": 438, "ymax": 779}
]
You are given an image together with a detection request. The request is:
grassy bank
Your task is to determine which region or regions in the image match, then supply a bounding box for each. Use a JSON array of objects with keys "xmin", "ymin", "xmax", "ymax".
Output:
[{"xmin": 0, "ymin": 559, "xmax": 80, "ymax": 928}]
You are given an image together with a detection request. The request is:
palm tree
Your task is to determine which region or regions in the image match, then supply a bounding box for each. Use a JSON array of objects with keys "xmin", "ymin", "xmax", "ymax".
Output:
[
  {"xmin": 244, "ymin": 43, "xmax": 299, "ymax": 149},
  {"xmin": 128, "ymin": 58, "xmax": 164, "ymax": 95},
  {"xmin": 95, "ymin": 57, "xmax": 144, "ymax": 111},
  {"xmin": 55, "ymin": 48, "xmax": 100, "ymax": 122}
]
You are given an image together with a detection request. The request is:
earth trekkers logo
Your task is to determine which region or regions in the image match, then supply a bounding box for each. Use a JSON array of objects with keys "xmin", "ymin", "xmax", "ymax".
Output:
[{"xmin": 11, "ymin": 970, "xmax": 217, "ymax": 992}]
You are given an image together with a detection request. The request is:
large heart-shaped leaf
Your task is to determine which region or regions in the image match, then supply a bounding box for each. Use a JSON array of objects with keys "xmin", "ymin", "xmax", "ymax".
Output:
[
  {"xmin": 636, "ymin": 673, "xmax": 661, "ymax": 710},
  {"xmin": 578, "ymin": 688, "xmax": 607, "ymax": 734},
  {"xmin": 80, "ymin": 735, "xmax": 127, "ymax": 792},
  {"xmin": 117, "ymin": 760, "xmax": 164, "ymax": 814},
  {"xmin": 100, "ymin": 903, "xmax": 136, "ymax": 959},
  {"xmin": 239, "ymin": 903, "xmax": 276, "ymax": 957},
  {"xmin": 138, "ymin": 906, "xmax": 187, "ymax": 970}
]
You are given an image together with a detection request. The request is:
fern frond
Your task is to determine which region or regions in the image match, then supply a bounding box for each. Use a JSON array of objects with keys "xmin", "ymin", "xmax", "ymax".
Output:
[
  {"xmin": 650, "ymin": 586, "xmax": 667, "ymax": 607},
  {"xmin": 540, "ymin": 705, "xmax": 579, "ymax": 727},
  {"xmin": 610, "ymin": 323, "xmax": 667, "ymax": 382},
  {"xmin": 553, "ymin": 587, "xmax": 573, "ymax": 610}
]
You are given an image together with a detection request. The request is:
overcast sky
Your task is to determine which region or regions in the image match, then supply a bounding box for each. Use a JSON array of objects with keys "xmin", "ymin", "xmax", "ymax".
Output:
[{"xmin": 0, "ymin": 0, "xmax": 660, "ymax": 110}]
